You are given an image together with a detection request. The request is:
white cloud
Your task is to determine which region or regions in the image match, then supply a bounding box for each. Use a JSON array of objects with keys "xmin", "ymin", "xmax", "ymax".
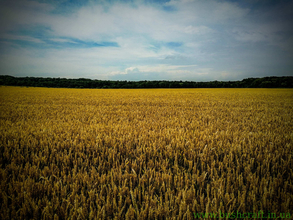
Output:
[
  {"xmin": 109, "ymin": 67, "xmax": 139, "ymax": 76},
  {"xmin": 1, "ymin": 34, "xmax": 44, "ymax": 43},
  {"xmin": 109, "ymin": 64, "xmax": 200, "ymax": 77},
  {"xmin": 49, "ymin": 38, "xmax": 76, "ymax": 43},
  {"xmin": 0, "ymin": 0, "xmax": 292, "ymax": 80},
  {"xmin": 184, "ymin": 25, "xmax": 214, "ymax": 35},
  {"xmin": 108, "ymin": 64, "xmax": 214, "ymax": 81}
]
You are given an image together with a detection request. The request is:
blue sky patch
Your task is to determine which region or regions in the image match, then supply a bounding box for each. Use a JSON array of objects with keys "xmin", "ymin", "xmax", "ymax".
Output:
[
  {"xmin": 166, "ymin": 42, "xmax": 183, "ymax": 48},
  {"xmin": 1, "ymin": 26, "xmax": 119, "ymax": 49}
]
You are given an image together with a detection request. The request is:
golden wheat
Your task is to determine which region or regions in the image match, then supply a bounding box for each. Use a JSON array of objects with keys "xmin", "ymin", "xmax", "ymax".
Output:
[{"xmin": 0, "ymin": 87, "xmax": 292, "ymax": 219}]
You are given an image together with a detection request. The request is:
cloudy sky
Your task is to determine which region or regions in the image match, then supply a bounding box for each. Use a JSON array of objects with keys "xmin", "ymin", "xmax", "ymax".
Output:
[{"xmin": 0, "ymin": 0, "xmax": 292, "ymax": 81}]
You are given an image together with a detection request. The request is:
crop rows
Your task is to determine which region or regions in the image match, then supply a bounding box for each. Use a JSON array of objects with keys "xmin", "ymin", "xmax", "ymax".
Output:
[{"xmin": 0, "ymin": 87, "xmax": 292, "ymax": 219}]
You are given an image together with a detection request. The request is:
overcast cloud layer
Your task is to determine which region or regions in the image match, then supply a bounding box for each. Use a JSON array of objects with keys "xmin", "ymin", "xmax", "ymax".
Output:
[{"xmin": 0, "ymin": 0, "xmax": 292, "ymax": 81}]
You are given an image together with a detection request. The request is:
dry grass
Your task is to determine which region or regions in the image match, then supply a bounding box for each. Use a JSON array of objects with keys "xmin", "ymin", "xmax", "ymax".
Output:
[{"xmin": 0, "ymin": 87, "xmax": 292, "ymax": 219}]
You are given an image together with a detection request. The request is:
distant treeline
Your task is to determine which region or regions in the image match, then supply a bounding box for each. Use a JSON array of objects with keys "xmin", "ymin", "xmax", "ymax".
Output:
[{"xmin": 0, "ymin": 75, "xmax": 292, "ymax": 88}]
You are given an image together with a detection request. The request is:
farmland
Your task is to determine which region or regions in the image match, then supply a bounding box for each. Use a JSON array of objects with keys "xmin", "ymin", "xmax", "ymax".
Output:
[{"xmin": 0, "ymin": 87, "xmax": 292, "ymax": 219}]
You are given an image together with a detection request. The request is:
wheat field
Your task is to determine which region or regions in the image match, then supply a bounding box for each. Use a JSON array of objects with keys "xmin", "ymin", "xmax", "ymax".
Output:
[{"xmin": 0, "ymin": 87, "xmax": 292, "ymax": 219}]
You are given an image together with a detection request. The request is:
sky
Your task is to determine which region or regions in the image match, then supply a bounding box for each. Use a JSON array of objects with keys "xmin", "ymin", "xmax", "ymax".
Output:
[{"xmin": 0, "ymin": 0, "xmax": 292, "ymax": 81}]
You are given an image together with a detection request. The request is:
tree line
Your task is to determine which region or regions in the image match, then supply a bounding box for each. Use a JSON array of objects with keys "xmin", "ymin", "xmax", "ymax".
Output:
[{"xmin": 0, "ymin": 75, "xmax": 292, "ymax": 88}]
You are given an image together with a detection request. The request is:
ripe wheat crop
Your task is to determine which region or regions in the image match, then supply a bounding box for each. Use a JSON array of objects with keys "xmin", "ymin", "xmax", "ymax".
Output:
[{"xmin": 0, "ymin": 87, "xmax": 292, "ymax": 219}]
